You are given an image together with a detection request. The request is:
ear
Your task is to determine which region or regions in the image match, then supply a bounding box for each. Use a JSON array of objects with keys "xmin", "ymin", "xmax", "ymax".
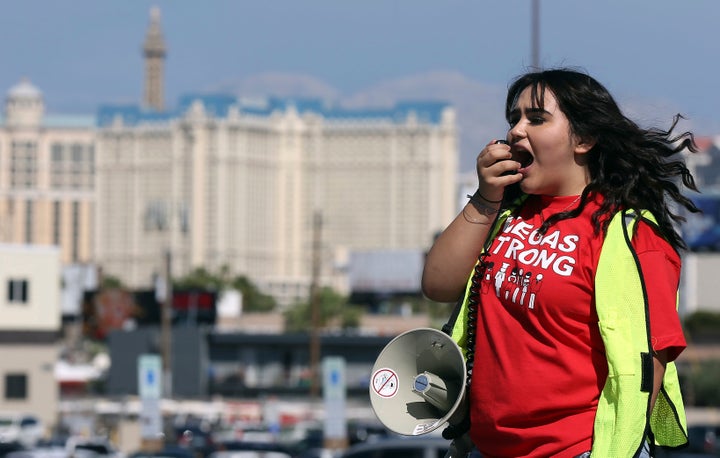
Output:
[{"xmin": 574, "ymin": 136, "xmax": 596, "ymax": 155}]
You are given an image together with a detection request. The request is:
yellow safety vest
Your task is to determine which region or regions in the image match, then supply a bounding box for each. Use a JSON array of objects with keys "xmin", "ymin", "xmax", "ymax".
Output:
[{"xmin": 450, "ymin": 205, "xmax": 688, "ymax": 455}]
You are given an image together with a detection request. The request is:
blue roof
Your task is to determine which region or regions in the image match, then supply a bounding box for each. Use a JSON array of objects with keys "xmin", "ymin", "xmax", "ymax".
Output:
[
  {"xmin": 0, "ymin": 114, "xmax": 95, "ymax": 128},
  {"xmin": 97, "ymin": 105, "xmax": 174, "ymax": 127},
  {"xmin": 178, "ymin": 93, "xmax": 237, "ymax": 118},
  {"xmin": 43, "ymin": 114, "xmax": 95, "ymax": 128},
  {"xmin": 97, "ymin": 94, "xmax": 450, "ymax": 127}
]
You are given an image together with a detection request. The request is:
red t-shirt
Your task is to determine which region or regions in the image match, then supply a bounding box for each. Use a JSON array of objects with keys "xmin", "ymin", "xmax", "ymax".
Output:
[{"xmin": 468, "ymin": 194, "xmax": 687, "ymax": 458}]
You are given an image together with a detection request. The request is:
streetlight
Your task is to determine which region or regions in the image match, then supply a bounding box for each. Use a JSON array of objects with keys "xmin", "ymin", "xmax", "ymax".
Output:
[
  {"xmin": 531, "ymin": 0, "xmax": 540, "ymax": 69},
  {"xmin": 309, "ymin": 211, "xmax": 322, "ymax": 399}
]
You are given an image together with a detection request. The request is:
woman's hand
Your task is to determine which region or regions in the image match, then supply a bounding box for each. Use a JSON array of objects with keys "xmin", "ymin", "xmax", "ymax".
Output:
[
  {"xmin": 476, "ymin": 140, "xmax": 522, "ymax": 202},
  {"xmin": 422, "ymin": 140, "xmax": 520, "ymax": 302}
]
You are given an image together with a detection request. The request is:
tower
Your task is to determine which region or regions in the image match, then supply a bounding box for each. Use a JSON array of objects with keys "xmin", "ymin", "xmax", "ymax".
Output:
[{"xmin": 143, "ymin": 6, "xmax": 166, "ymax": 111}]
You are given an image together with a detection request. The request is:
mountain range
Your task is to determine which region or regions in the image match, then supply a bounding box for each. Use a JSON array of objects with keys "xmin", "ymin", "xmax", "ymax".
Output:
[{"xmin": 207, "ymin": 70, "xmax": 717, "ymax": 173}]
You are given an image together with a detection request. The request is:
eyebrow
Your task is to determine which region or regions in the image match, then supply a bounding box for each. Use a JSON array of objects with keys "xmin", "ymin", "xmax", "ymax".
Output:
[{"xmin": 508, "ymin": 106, "xmax": 552, "ymax": 119}]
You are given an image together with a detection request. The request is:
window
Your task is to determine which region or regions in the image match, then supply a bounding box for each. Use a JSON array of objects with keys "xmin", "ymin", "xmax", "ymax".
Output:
[
  {"xmin": 53, "ymin": 201, "xmax": 62, "ymax": 245},
  {"xmin": 25, "ymin": 200, "xmax": 33, "ymax": 243},
  {"xmin": 144, "ymin": 201, "xmax": 168, "ymax": 231},
  {"xmin": 5, "ymin": 373, "xmax": 27, "ymax": 399},
  {"xmin": 72, "ymin": 202, "xmax": 79, "ymax": 262},
  {"xmin": 71, "ymin": 143, "xmax": 83, "ymax": 162},
  {"xmin": 7, "ymin": 279, "xmax": 28, "ymax": 303},
  {"xmin": 50, "ymin": 142, "xmax": 94, "ymax": 190},
  {"xmin": 10, "ymin": 141, "xmax": 37, "ymax": 189},
  {"xmin": 51, "ymin": 143, "xmax": 63, "ymax": 162}
]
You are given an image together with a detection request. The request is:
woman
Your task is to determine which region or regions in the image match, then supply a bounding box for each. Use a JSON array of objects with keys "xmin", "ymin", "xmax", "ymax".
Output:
[{"xmin": 422, "ymin": 68, "xmax": 698, "ymax": 457}]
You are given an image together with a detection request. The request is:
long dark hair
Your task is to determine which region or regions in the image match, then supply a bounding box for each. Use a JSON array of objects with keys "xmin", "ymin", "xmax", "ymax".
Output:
[{"xmin": 503, "ymin": 67, "xmax": 700, "ymax": 251}]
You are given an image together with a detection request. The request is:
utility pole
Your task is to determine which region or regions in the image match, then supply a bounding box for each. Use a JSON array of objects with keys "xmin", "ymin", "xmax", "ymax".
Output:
[
  {"xmin": 531, "ymin": 0, "xmax": 540, "ymax": 69},
  {"xmin": 161, "ymin": 249, "xmax": 173, "ymax": 398},
  {"xmin": 309, "ymin": 211, "xmax": 322, "ymax": 399}
]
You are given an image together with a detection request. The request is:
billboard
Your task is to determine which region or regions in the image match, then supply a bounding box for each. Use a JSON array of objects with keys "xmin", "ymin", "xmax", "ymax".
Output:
[{"xmin": 348, "ymin": 249, "xmax": 424, "ymax": 294}]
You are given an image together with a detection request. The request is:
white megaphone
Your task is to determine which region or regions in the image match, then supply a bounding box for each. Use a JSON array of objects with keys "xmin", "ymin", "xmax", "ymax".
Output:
[{"xmin": 369, "ymin": 328, "xmax": 473, "ymax": 457}]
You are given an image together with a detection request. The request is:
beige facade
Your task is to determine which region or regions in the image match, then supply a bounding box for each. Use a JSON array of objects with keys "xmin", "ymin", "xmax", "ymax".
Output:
[
  {"xmin": 681, "ymin": 253, "xmax": 720, "ymax": 314},
  {"xmin": 0, "ymin": 244, "xmax": 61, "ymax": 429},
  {"xmin": 94, "ymin": 100, "xmax": 458, "ymax": 305},
  {"xmin": 0, "ymin": 79, "xmax": 95, "ymax": 264},
  {"xmin": 0, "ymin": 9, "xmax": 459, "ymax": 307}
]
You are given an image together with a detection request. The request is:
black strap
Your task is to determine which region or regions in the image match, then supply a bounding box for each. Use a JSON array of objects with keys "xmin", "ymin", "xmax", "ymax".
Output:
[{"xmin": 441, "ymin": 297, "xmax": 464, "ymax": 336}]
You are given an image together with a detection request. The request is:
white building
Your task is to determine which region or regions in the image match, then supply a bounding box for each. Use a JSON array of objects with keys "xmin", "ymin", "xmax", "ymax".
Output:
[
  {"xmin": 682, "ymin": 255, "xmax": 720, "ymax": 314},
  {"xmin": 0, "ymin": 78, "xmax": 96, "ymax": 265},
  {"xmin": 0, "ymin": 244, "xmax": 61, "ymax": 429},
  {"xmin": 0, "ymin": 8, "xmax": 459, "ymax": 310},
  {"xmin": 94, "ymin": 97, "xmax": 458, "ymax": 306}
]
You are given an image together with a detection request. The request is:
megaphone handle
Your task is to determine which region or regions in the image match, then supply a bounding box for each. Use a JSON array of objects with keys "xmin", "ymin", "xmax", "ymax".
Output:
[{"xmin": 444, "ymin": 433, "xmax": 474, "ymax": 458}]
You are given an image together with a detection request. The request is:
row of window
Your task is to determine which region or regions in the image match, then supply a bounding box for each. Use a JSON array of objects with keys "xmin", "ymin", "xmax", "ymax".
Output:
[
  {"xmin": 6, "ymin": 199, "xmax": 82, "ymax": 261},
  {"xmin": 7, "ymin": 141, "xmax": 94, "ymax": 190}
]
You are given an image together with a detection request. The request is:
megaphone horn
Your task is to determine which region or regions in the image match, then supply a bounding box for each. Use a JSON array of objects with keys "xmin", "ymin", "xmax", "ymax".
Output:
[{"xmin": 369, "ymin": 328, "xmax": 468, "ymax": 437}]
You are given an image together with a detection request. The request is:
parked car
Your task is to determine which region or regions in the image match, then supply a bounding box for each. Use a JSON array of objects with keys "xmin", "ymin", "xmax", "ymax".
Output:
[
  {"xmin": 210, "ymin": 440, "xmax": 293, "ymax": 458},
  {"xmin": 346, "ymin": 421, "xmax": 392, "ymax": 446},
  {"xmin": 655, "ymin": 423, "xmax": 720, "ymax": 457},
  {"xmin": 339, "ymin": 436, "xmax": 452, "ymax": 458},
  {"xmin": 174, "ymin": 424, "xmax": 215, "ymax": 458},
  {"xmin": 0, "ymin": 413, "xmax": 44, "ymax": 448},
  {"xmin": 209, "ymin": 451, "xmax": 291, "ymax": 458},
  {"xmin": 5, "ymin": 448, "xmax": 97, "ymax": 458},
  {"xmin": 129, "ymin": 446, "xmax": 195, "ymax": 458},
  {"xmin": 65, "ymin": 437, "xmax": 124, "ymax": 458},
  {"xmin": 0, "ymin": 442, "xmax": 25, "ymax": 458}
]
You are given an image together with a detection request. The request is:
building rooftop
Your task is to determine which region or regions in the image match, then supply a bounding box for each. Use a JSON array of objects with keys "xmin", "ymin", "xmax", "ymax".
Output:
[{"xmin": 97, "ymin": 94, "xmax": 452, "ymax": 127}]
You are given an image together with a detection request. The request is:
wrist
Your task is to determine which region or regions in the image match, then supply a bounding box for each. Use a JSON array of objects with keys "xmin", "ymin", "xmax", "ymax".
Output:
[
  {"xmin": 464, "ymin": 193, "xmax": 500, "ymax": 222},
  {"xmin": 471, "ymin": 189, "xmax": 503, "ymax": 204},
  {"xmin": 467, "ymin": 193, "xmax": 501, "ymax": 214}
]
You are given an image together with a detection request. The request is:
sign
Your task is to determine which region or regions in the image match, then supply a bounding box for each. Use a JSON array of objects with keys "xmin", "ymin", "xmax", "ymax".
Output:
[
  {"xmin": 138, "ymin": 354, "xmax": 162, "ymax": 399},
  {"xmin": 371, "ymin": 368, "xmax": 398, "ymax": 398},
  {"xmin": 322, "ymin": 357, "xmax": 347, "ymax": 442},
  {"xmin": 138, "ymin": 354, "xmax": 162, "ymax": 439}
]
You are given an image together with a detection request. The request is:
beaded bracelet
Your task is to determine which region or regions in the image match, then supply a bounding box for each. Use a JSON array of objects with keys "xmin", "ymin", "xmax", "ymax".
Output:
[
  {"xmin": 464, "ymin": 193, "xmax": 500, "ymax": 221},
  {"xmin": 462, "ymin": 206, "xmax": 494, "ymax": 224},
  {"xmin": 468, "ymin": 190, "xmax": 502, "ymax": 204}
]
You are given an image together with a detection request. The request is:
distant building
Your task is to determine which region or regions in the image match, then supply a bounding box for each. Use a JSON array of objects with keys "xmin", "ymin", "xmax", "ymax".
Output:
[
  {"xmin": 107, "ymin": 327, "xmax": 393, "ymax": 399},
  {"xmin": 682, "ymin": 253, "xmax": 720, "ymax": 314},
  {"xmin": 96, "ymin": 9, "xmax": 458, "ymax": 307},
  {"xmin": 94, "ymin": 97, "xmax": 457, "ymax": 306},
  {"xmin": 0, "ymin": 79, "xmax": 95, "ymax": 264},
  {"xmin": 688, "ymin": 136, "xmax": 720, "ymax": 191},
  {"xmin": 0, "ymin": 8, "xmax": 458, "ymax": 310},
  {"xmin": 0, "ymin": 244, "xmax": 61, "ymax": 428},
  {"xmin": 347, "ymin": 249, "xmax": 425, "ymax": 310}
]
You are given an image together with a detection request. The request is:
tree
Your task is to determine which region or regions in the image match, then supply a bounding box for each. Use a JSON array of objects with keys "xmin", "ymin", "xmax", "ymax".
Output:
[
  {"xmin": 101, "ymin": 275, "xmax": 124, "ymax": 289},
  {"xmin": 230, "ymin": 275, "xmax": 276, "ymax": 312},
  {"xmin": 684, "ymin": 310, "xmax": 720, "ymax": 343},
  {"xmin": 686, "ymin": 361, "xmax": 720, "ymax": 407},
  {"xmin": 284, "ymin": 287, "xmax": 362, "ymax": 332},
  {"xmin": 173, "ymin": 266, "xmax": 225, "ymax": 290},
  {"xmin": 173, "ymin": 266, "xmax": 277, "ymax": 312}
]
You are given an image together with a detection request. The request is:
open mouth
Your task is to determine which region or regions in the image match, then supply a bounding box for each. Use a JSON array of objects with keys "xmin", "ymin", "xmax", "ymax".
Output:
[{"xmin": 512, "ymin": 148, "xmax": 534, "ymax": 171}]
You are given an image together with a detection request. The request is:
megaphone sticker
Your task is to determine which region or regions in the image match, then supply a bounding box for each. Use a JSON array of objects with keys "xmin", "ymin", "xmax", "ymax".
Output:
[{"xmin": 371, "ymin": 368, "xmax": 399, "ymax": 398}]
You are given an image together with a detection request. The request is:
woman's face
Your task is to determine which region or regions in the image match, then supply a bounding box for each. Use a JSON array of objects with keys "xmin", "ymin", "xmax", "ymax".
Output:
[{"xmin": 506, "ymin": 86, "xmax": 591, "ymax": 196}]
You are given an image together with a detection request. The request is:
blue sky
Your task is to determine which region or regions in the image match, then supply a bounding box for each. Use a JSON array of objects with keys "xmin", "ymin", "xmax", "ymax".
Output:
[{"xmin": 2, "ymin": 1, "xmax": 719, "ymax": 166}]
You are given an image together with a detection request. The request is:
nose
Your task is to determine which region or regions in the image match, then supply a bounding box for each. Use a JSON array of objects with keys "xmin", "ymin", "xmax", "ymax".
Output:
[{"xmin": 508, "ymin": 121, "xmax": 526, "ymax": 143}]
